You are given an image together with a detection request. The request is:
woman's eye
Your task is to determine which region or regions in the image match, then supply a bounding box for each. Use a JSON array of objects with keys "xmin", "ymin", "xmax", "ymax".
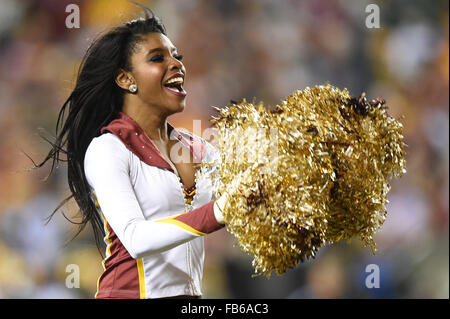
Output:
[
  {"xmin": 150, "ymin": 53, "xmax": 183, "ymax": 62},
  {"xmin": 150, "ymin": 54, "xmax": 164, "ymax": 62}
]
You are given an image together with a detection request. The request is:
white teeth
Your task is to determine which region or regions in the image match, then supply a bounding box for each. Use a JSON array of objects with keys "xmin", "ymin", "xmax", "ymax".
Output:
[{"xmin": 165, "ymin": 77, "xmax": 183, "ymax": 85}]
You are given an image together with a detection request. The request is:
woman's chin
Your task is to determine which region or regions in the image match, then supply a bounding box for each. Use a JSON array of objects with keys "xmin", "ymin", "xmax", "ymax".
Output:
[
  {"xmin": 176, "ymin": 101, "xmax": 186, "ymax": 112},
  {"xmin": 167, "ymin": 102, "xmax": 185, "ymax": 115}
]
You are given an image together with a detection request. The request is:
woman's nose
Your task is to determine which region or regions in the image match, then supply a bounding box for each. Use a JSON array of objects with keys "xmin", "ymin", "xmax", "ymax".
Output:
[{"xmin": 169, "ymin": 56, "xmax": 184, "ymax": 72}]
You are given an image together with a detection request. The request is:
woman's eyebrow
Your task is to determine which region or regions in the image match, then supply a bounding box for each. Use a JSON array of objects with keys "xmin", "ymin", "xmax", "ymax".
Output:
[{"xmin": 146, "ymin": 47, "xmax": 177, "ymax": 56}]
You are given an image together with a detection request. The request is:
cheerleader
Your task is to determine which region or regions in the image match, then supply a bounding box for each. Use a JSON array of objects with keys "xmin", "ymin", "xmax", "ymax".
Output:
[{"xmin": 37, "ymin": 6, "xmax": 228, "ymax": 299}]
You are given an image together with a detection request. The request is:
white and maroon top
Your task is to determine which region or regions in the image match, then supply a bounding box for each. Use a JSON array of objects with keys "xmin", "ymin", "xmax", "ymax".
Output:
[{"xmin": 84, "ymin": 111, "xmax": 223, "ymax": 299}]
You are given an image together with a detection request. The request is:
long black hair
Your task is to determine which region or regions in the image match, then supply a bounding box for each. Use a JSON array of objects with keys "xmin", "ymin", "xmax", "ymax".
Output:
[{"xmin": 32, "ymin": 3, "xmax": 167, "ymax": 255}]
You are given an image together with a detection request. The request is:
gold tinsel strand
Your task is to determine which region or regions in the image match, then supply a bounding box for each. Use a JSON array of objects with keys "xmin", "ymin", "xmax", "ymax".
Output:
[{"xmin": 206, "ymin": 84, "xmax": 406, "ymax": 278}]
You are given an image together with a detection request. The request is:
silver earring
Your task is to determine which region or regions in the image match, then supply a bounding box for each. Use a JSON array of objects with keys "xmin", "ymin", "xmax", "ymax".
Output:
[{"xmin": 129, "ymin": 84, "xmax": 137, "ymax": 93}]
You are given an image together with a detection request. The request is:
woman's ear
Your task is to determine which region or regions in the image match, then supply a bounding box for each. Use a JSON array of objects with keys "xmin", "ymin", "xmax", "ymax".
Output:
[{"xmin": 115, "ymin": 69, "xmax": 135, "ymax": 91}]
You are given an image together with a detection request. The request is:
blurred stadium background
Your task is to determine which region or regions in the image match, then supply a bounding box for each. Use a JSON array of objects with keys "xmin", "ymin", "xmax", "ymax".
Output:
[{"xmin": 0, "ymin": 0, "xmax": 448, "ymax": 298}]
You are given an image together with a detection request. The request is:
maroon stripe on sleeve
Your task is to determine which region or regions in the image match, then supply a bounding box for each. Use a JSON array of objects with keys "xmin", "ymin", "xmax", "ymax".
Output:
[{"xmin": 174, "ymin": 201, "xmax": 224, "ymax": 234}]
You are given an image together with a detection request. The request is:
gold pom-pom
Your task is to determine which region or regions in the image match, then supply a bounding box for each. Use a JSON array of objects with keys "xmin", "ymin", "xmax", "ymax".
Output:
[{"xmin": 208, "ymin": 84, "xmax": 406, "ymax": 277}]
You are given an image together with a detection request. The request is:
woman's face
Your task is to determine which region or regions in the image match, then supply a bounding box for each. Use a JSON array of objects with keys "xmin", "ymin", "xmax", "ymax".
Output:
[{"xmin": 127, "ymin": 32, "xmax": 187, "ymax": 115}]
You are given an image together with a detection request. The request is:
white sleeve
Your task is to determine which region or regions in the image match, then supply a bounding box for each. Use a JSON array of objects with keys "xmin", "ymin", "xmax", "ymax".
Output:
[{"xmin": 84, "ymin": 136, "xmax": 219, "ymax": 259}]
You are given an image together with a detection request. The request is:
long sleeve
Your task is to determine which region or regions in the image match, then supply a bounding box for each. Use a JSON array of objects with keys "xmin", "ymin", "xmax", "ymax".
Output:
[{"xmin": 84, "ymin": 136, "xmax": 222, "ymax": 260}]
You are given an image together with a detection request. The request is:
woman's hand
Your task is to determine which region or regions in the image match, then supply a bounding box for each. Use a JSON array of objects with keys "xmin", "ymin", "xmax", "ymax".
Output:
[
  {"xmin": 213, "ymin": 191, "xmax": 230, "ymax": 225},
  {"xmin": 213, "ymin": 173, "xmax": 247, "ymax": 225}
]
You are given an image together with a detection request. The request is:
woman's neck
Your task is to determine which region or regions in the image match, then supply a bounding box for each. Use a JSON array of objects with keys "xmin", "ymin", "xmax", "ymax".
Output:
[{"xmin": 122, "ymin": 100, "xmax": 170, "ymax": 142}]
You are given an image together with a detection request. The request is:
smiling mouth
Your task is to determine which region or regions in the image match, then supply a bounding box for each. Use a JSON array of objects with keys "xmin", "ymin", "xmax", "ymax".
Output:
[{"xmin": 164, "ymin": 76, "xmax": 186, "ymax": 97}]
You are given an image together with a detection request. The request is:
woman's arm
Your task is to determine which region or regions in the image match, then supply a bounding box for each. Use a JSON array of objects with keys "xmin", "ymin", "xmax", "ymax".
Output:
[{"xmin": 84, "ymin": 136, "xmax": 223, "ymax": 259}]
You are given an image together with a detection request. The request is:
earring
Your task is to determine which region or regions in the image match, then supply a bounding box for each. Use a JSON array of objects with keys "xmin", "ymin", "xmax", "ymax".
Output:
[{"xmin": 129, "ymin": 84, "xmax": 137, "ymax": 93}]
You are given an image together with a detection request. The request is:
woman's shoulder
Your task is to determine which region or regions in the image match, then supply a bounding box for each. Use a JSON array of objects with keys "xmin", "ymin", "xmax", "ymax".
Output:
[
  {"xmin": 83, "ymin": 133, "xmax": 132, "ymax": 185},
  {"xmin": 88, "ymin": 132, "xmax": 125, "ymax": 149},
  {"xmin": 85, "ymin": 133, "xmax": 128, "ymax": 161}
]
